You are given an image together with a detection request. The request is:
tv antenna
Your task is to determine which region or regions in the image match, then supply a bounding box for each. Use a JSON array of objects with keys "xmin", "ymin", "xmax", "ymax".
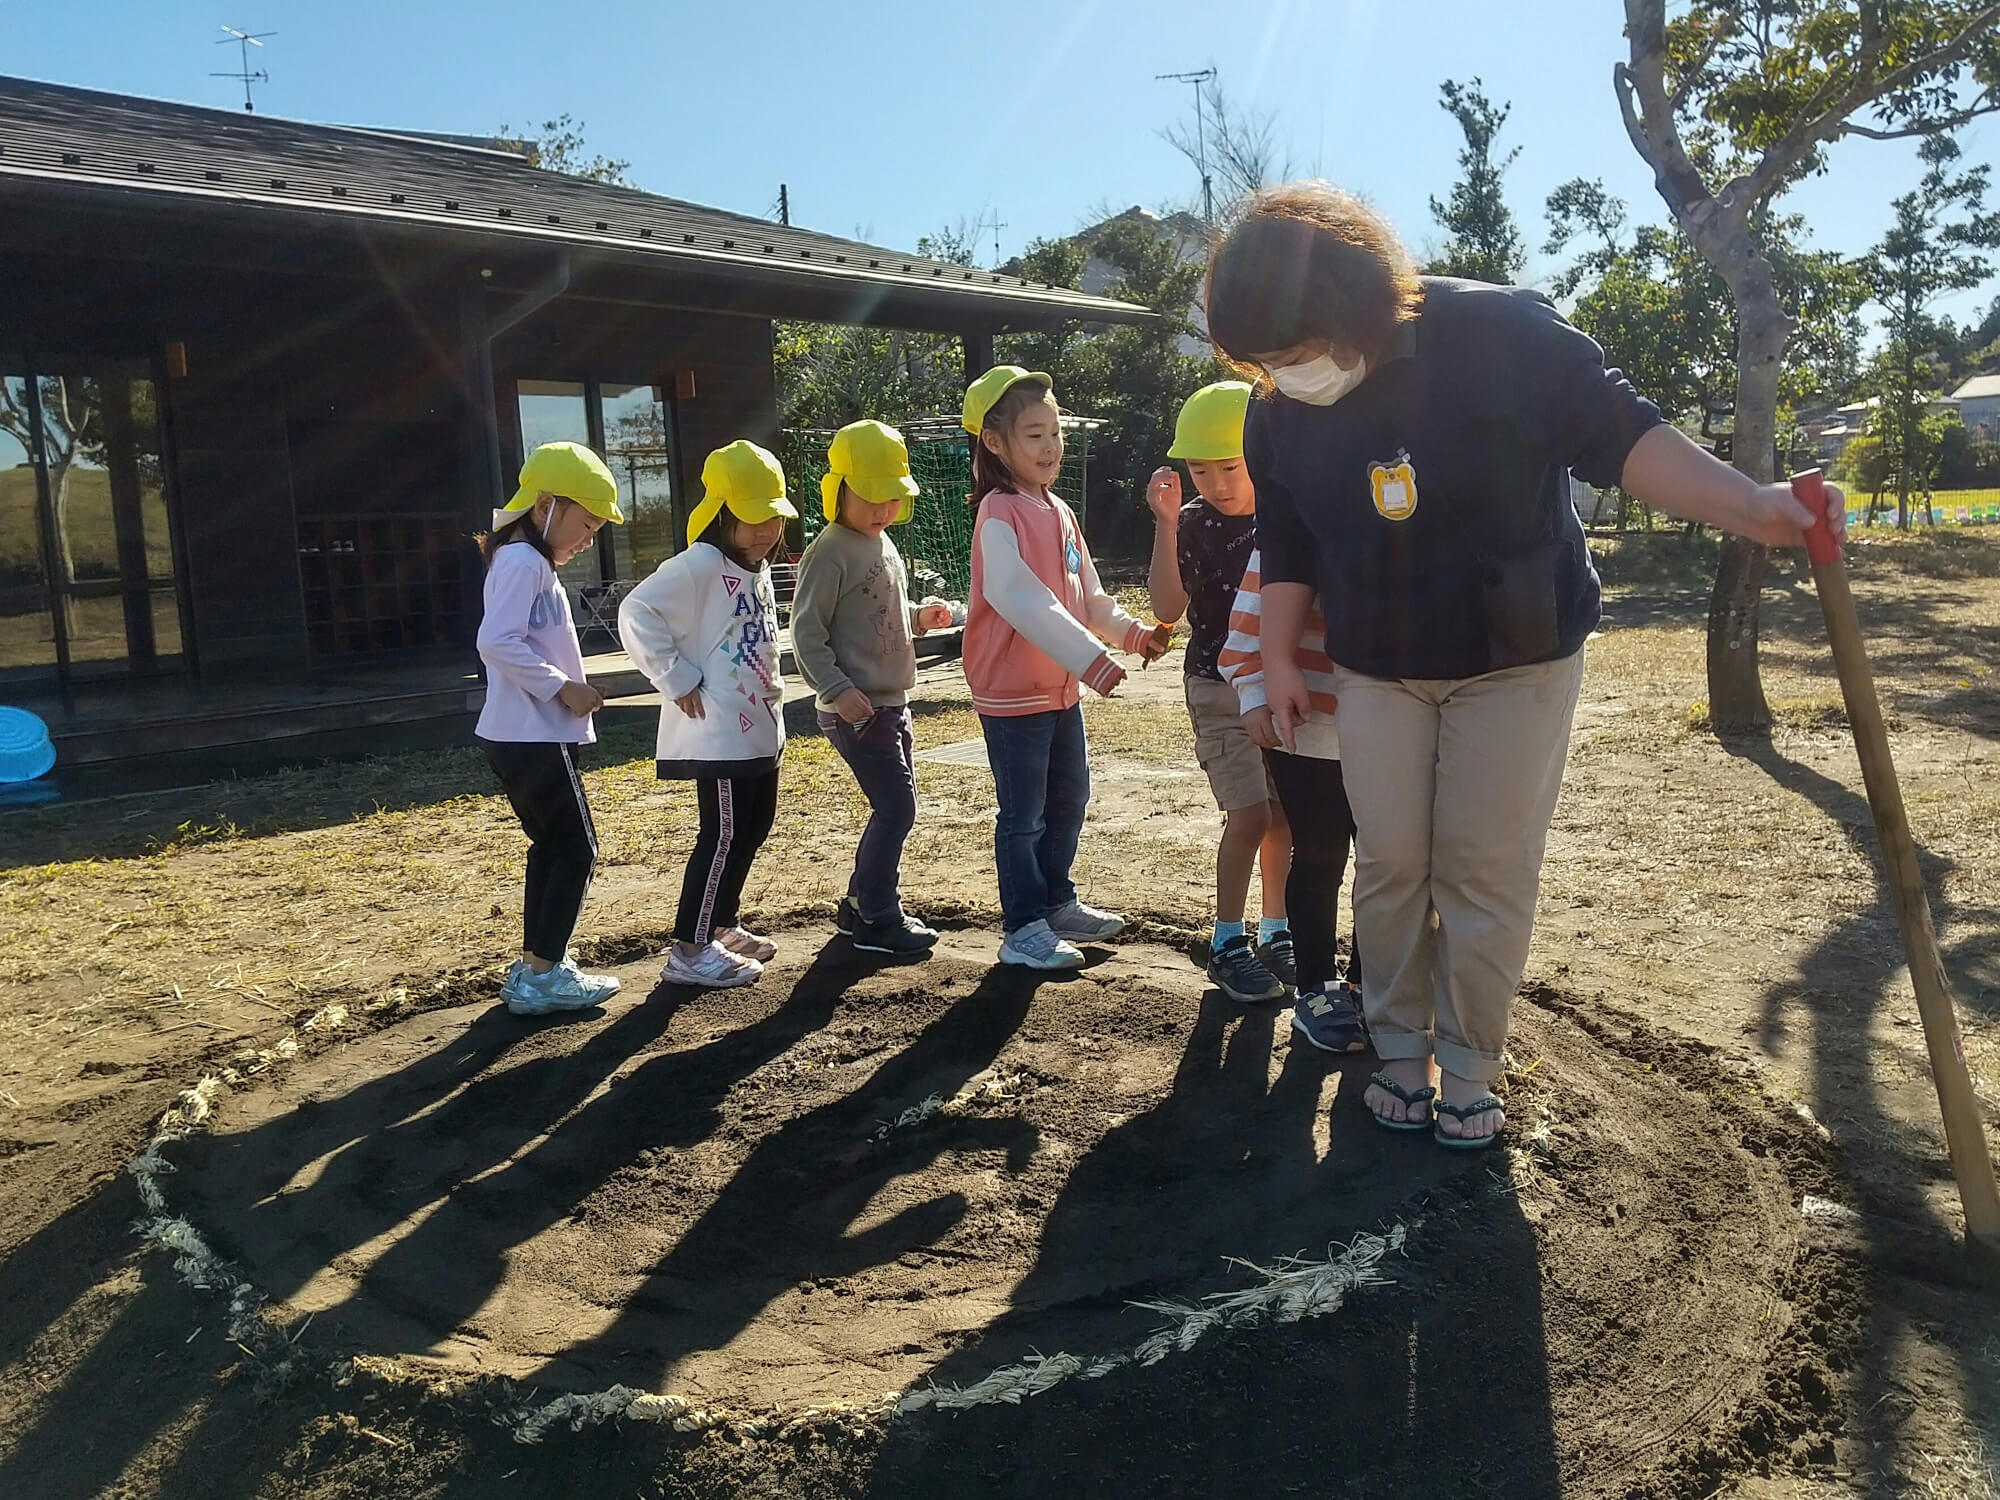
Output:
[
  {"xmin": 1157, "ymin": 66, "xmax": 1217, "ymax": 222},
  {"xmin": 213, "ymin": 26, "xmax": 274, "ymax": 112},
  {"xmin": 974, "ymin": 209, "xmax": 1008, "ymax": 266}
]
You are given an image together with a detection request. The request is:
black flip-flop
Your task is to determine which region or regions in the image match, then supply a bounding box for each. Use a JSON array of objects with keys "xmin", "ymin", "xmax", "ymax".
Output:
[
  {"xmin": 1432, "ymin": 1094, "xmax": 1506, "ymax": 1151},
  {"xmin": 1366, "ymin": 1072, "xmax": 1436, "ymax": 1133}
]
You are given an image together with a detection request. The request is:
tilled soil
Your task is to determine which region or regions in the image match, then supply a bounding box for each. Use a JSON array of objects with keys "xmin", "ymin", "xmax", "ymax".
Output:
[{"xmin": 2, "ymin": 929, "xmax": 1858, "ymax": 1499}]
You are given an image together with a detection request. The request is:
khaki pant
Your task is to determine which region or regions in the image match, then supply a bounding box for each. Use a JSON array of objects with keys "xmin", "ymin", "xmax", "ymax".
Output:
[{"xmin": 1332, "ymin": 651, "xmax": 1584, "ymax": 1083}]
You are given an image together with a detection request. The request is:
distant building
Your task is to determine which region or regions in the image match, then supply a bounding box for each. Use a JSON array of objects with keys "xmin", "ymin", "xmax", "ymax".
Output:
[
  {"xmin": 1016, "ymin": 206, "xmax": 1214, "ymax": 357},
  {"xmin": 1949, "ymin": 373, "xmax": 2000, "ymax": 441}
]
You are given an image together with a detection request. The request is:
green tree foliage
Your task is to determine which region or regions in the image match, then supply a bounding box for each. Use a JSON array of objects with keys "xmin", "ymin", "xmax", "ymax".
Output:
[
  {"xmin": 493, "ymin": 115, "xmax": 631, "ymax": 184},
  {"xmin": 1427, "ymin": 79, "xmax": 1525, "ymax": 284},
  {"xmin": 1863, "ymin": 134, "xmax": 2000, "ymax": 525},
  {"xmin": 1616, "ymin": 0, "xmax": 2000, "ymax": 731},
  {"xmin": 1548, "ymin": 179, "xmax": 1864, "ymax": 432},
  {"xmin": 773, "ymin": 222, "xmax": 985, "ymax": 431},
  {"xmin": 998, "ymin": 219, "xmax": 1223, "ymax": 547}
]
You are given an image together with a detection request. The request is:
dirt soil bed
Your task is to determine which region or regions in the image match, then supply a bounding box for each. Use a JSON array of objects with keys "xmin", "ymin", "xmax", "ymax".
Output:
[{"xmin": 31, "ymin": 930, "xmax": 1846, "ymax": 1500}]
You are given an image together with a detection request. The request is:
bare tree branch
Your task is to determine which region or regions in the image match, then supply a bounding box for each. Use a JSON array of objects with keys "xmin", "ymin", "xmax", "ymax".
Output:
[
  {"xmin": 1841, "ymin": 89, "xmax": 2000, "ymax": 139},
  {"xmin": 1669, "ymin": 9, "xmax": 1740, "ymax": 113}
]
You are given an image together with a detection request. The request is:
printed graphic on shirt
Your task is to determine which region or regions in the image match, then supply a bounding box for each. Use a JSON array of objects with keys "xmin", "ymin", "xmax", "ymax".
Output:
[
  {"xmin": 713, "ymin": 574, "xmax": 783, "ymax": 733},
  {"xmin": 1369, "ymin": 450, "xmax": 1419, "ymax": 521},
  {"xmin": 1064, "ymin": 535, "xmax": 1082, "ymax": 575},
  {"xmin": 526, "ymin": 580, "xmax": 560, "ymax": 631},
  {"xmin": 856, "ymin": 552, "xmax": 914, "ymax": 659}
]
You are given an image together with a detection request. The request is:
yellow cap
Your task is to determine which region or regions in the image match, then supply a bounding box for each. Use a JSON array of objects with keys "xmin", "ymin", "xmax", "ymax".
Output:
[
  {"xmin": 495, "ymin": 441, "xmax": 624, "ymax": 529},
  {"xmin": 687, "ymin": 440, "xmax": 799, "ymax": 540},
  {"xmin": 1166, "ymin": 381, "xmax": 1252, "ymax": 461},
  {"xmin": 820, "ymin": 419, "xmax": 920, "ymax": 523},
  {"xmin": 961, "ymin": 364, "xmax": 1053, "ymax": 435}
]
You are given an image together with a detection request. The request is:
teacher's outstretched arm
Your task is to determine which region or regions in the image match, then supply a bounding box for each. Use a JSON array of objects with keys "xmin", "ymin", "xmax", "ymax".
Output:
[{"xmin": 1620, "ymin": 424, "xmax": 1847, "ymax": 550}]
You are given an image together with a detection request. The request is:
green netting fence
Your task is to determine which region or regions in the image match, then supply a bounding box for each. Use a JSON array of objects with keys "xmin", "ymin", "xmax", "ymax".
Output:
[{"xmin": 778, "ymin": 416, "xmax": 1096, "ymax": 602}]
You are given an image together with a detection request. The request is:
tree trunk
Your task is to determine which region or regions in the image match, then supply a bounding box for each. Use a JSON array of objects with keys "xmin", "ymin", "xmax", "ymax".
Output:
[{"xmin": 1705, "ymin": 257, "xmax": 1787, "ymax": 733}]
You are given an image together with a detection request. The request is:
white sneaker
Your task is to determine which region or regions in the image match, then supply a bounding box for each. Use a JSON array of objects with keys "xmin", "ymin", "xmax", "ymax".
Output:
[
  {"xmin": 716, "ymin": 925, "xmax": 778, "ymax": 963},
  {"xmin": 998, "ymin": 919, "xmax": 1085, "ymax": 971},
  {"xmin": 661, "ymin": 940, "xmax": 764, "ymax": 989},
  {"xmin": 1046, "ymin": 898, "xmax": 1124, "ymax": 942}
]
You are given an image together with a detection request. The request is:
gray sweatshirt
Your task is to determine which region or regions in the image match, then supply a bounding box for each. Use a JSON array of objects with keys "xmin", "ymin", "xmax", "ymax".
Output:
[{"xmin": 790, "ymin": 524, "xmax": 925, "ymax": 709}]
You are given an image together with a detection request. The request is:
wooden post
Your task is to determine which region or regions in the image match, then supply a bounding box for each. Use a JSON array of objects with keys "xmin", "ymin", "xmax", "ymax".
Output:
[{"xmin": 1794, "ymin": 469, "xmax": 2000, "ymax": 1254}]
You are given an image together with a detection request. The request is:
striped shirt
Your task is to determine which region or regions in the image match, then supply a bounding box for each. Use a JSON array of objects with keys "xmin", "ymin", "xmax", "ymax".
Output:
[{"xmin": 1216, "ymin": 547, "xmax": 1341, "ymax": 760}]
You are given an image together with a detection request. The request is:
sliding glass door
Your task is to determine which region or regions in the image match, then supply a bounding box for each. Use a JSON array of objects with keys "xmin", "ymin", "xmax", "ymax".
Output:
[{"xmin": 0, "ymin": 365, "xmax": 185, "ymax": 686}]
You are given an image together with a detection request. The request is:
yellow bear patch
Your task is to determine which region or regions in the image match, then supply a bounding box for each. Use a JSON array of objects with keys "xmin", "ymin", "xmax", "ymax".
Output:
[{"xmin": 1369, "ymin": 450, "xmax": 1419, "ymax": 521}]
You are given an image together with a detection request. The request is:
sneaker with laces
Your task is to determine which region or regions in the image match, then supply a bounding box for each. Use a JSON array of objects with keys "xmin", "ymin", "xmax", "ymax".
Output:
[
  {"xmin": 851, "ymin": 913, "xmax": 939, "ymax": 956},
  {"xmin": 717, "ymin": 926, "xmax": 777, "ymax": 963},
  {"xmin": 1290, "ymin": 982, "xmax": 1368, "ymax": 1054},
  {"xmin": 1207, "ymin": 934, "xmax": 1286, "ymax": 1003},
  {"xmin": 662, "ymin": 940, "xmax": 764, "ymax": 989},
  {"xmin": 998, "ymin": 918, "xmax": 1085, "ymax": 971},
  {"xmin": 1257, "ymin": 933, "xmax": 1297, "ymax": 988},
  {"xmin": 506, "ymin": 961, "xmax": 618, "ymax": 1016},
  {"xmin": 1046, "ymin": 898, "xmax": 1124, "ymax": 943},
  {"xmin": 554, "ymin": 957, "xmax": 621, "ymax": 1001}
]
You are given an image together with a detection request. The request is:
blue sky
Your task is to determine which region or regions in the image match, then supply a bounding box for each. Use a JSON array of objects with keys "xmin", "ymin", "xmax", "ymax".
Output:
[{"xmin": 9, "ymin": 0, "xmax": 1996, "ymax": 332}]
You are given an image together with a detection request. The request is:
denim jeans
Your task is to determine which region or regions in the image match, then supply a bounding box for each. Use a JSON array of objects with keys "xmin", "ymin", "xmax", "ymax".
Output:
[
  {"xmin": 820, "ymin": 706, "xmax": 917, "ymax": 925},
  {"xmin": 978, "ymin": 704, "xmax": 1089, "ymax": 933}
]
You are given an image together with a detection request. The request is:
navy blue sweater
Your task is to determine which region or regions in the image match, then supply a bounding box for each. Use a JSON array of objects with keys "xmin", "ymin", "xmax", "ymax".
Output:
[{"xmin": 1249, "ymin": 277, "xmax": 1661, "ymax": 680}]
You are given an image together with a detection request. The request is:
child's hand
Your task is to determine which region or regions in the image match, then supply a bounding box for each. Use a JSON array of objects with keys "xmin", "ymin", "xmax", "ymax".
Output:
[
  {"xmin": 916, "ymin": 603, "xmax": 954, "ymax": 632},
  {"xmin": 674, "ymin": 685, "xmax": 707, "ymax": 720},
  {"xmin": 1138, "ymin": 622, "xmax": 1174, "ymax": 665},
  {"xmin": 1243, "ymin": 705, "xmax": 1280, "ymax": 749},
  {"xmin": 831, "ymin": 687, "xmax": 875, "ymax": 725},
  {"xmin": 1146, "ymin": 466, "xmax": 1183, "ymax": 525},
  {"xmin": 557, "ymin": 680, "xmax": 605, "ymax": 717},
  {"xmin": 1264, "ymin": 661, "xmax": 1311, "ymax": 754}
]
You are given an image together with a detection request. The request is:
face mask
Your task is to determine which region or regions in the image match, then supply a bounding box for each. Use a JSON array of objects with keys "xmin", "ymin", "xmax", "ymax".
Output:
[{"xmin": 1269, "ymin": 353, "xmax": 1366, "ymax": 406}]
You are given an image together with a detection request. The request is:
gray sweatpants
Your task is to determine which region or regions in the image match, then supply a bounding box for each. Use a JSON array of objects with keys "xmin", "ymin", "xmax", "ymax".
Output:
[{"xmin": 1332, "ymin": 650, "xmax": 1585, "ymax": 1083}]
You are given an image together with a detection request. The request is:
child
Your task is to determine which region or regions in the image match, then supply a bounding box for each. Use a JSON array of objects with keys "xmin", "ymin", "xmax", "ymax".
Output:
[
  {"xmin": 618, "ymin": 440, "xmax": 795, "ymax": 990},
  {"xmin": 1145, "ymin": 381, "xmax": 1294, "ymax": 1004},
  {"xmin": 1219, "ymin": 550, "xmax": 1366, "ymax": 1053},
  {"xmin": 476, "ymin": 441, "xmax": 627, "ymax": 1016},
  {"xmin": 962, "ymin": 366, "xmax": 1170, "ymax": 970},
  {"xmin": 791, "ymin": 420, "xmax": 959, "ymax": 956}
]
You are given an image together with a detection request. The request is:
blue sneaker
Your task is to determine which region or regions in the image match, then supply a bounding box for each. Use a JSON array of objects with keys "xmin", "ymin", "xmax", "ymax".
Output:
[
  {"xmin": 506, "ymin": 959, "xmax": 619, "ymax": 1017},
  {"xmin": 1290, "ymin": 982, "xmax": 1368, "ymax": 1054}
]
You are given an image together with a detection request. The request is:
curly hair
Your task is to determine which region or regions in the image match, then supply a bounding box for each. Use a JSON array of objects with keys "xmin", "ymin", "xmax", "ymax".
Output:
[{"xmin": 1204, "ymin": 182, "xmax": 1425, "ymax": 377}]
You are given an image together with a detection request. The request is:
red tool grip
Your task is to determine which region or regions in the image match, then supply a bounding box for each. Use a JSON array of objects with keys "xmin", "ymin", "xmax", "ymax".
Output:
[{"xmin": 1792, "ymin": 468, "xmax": 1841, "ymax": 566}]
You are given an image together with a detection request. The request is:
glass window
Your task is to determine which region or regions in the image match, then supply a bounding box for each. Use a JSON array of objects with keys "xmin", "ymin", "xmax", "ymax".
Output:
[
  {"xmin": 513, "ymin": 380, "xmax": 604, "ymax": 601},
  {"xmin": 1, "ymin": 371, "xmax": 184, "ymax": 680},
  {"xmin": 0, "ymin": 374, "xmax": 54, "ymax": 677},
  {"xmin": 600, "ymin": 383, "xmax": 677, "ymax": 576}
]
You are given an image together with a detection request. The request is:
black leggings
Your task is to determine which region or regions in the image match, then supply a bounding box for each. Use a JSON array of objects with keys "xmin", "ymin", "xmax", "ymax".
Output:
[
  {"xmin": 482, "ymin": 739, "xmax": 598, "ymax": 964},
  {"xmin": 1264, "ymin": 749, "xmax": 1358, "ymax": 992},
  {"xmin": 675, "ymin": 768, "xmax": 781, "ymax": 944}
]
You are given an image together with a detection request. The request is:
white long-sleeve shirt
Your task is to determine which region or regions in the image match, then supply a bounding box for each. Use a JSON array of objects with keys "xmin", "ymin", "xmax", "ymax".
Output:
[
  {"xmin": 474, "ymin": 542, "xmax": 593, "ymax": 744},
  {"xmin": 617, "ymin": 541, "xmax": 785, "ymax": 776}
]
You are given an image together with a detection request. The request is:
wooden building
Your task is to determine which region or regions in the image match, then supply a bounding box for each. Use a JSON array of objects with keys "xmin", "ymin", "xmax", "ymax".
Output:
[{"xmin": 0, "ymin": 76, "xmax": 1146, "ymax": 781}]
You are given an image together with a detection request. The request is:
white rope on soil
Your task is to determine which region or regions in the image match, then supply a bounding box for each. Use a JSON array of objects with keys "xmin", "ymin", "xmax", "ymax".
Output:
[
  {"xmin": 125, "ymin": 1015, "xmax": 1403, "ymax": 1442},
  {"xmin": 897, "ymin": 1223, "xmax": 1408, "ymax": 1413},
  {"xmin": 868, "ymin": 1070, "xmax": 1027, "ymax": 1145},
  {"xmin": 128, "ymin": 1044, "xmax": 309, "ymax": 1375}
]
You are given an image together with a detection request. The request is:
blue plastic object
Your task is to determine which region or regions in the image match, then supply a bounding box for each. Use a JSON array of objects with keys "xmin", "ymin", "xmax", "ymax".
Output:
[{"xmin": 0, "ymin": 705, "xmax": 56, "ymax": 783}]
